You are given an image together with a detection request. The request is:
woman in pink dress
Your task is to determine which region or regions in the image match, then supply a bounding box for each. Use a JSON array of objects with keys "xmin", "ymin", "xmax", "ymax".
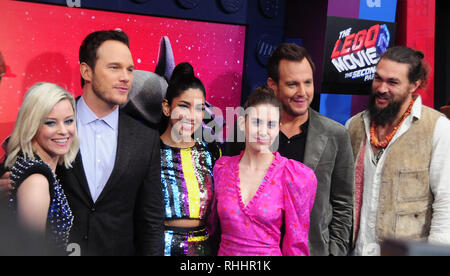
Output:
[{"xmin": 210, "ymin": 86, "xmax": 317, "ymax": 256}]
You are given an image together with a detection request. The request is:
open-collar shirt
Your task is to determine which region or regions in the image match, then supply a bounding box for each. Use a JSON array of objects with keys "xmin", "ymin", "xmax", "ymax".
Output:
[{"xmin": 76, "ymin": 96, "xmax": 119, "ymax": 203}]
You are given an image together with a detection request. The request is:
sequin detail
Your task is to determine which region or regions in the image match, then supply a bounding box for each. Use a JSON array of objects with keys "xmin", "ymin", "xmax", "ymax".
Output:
[
  {"xmin": 180, "ymin": 148, "xmax": 201, "ymax": 218},
  {"xmin": 8, "ymin": 154, "xmax": 73, "ymax": 249},
  {"xmin": 163, "ymin": 227, "xmax": 210, "ymax": 256},
  {"xmin": 160, "ymin": 141, "xmax": 214, "ymax": 220}
]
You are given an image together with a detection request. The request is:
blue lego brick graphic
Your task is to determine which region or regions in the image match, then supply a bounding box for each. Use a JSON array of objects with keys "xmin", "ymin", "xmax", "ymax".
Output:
[{"xmin": 359, "ymin": 0, "xmax": 397, "ymax": 22}]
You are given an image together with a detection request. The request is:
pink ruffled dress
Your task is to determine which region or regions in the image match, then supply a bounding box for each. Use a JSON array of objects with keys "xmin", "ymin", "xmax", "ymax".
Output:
[{"xmin": 210, "ymin": 152, "xmax": 317, "ymax": 256}]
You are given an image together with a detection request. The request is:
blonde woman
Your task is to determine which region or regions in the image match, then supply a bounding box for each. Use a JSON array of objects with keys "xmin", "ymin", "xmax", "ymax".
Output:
[{"xmin": 5, "ymin": 82, "xmax": 79, "ymax": 250}]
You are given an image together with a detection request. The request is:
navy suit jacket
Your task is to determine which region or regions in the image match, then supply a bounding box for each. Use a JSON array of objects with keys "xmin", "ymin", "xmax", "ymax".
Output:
[{"xmin": 57, "ymin": 111, "xmax": 164, "ymax": 256}]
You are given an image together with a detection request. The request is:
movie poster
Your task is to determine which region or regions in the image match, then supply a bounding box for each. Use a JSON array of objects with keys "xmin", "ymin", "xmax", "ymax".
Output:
[{"xmin": 322, "ymin": 16, "xmax": 396, "ymax": 95}]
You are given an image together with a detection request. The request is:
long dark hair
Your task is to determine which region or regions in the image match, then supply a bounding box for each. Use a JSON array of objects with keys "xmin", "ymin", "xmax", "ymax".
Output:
[
  {"xmin": 380, "ymin": 46, "xmax": 429, "ymax": 88},
  {"xmin": 160, "ymin": 62, "xmax": 206, "ymax": 133}
]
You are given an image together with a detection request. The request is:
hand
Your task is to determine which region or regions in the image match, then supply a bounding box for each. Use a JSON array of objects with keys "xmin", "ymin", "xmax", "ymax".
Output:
[{"xmin": 0, "ymin": 171, "xmax": 12, "ymax": 197}]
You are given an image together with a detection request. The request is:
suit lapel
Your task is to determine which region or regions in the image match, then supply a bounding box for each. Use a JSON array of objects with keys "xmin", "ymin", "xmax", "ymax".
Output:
[
  {"xmin": 303, "ymin": 108, "xmax": 328, "ymax": 171},
  {"xmin": 70, "ymin": 152, "xmax": 94, "ymax": 206},
  {"xmin": 95, "ymin": 113, "xmax": 133, "ymax": 203}
]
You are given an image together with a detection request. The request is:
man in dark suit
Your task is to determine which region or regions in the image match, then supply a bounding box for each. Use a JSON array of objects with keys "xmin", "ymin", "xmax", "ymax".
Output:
[
  {"xmin": 57, "ymin": 30, "xmax": 164, "ymax": 256},
  {"xmin": 266, "ymin": 44, "xmax": 354, "ymax": 256},
  {"xmin": 0, "ymin": 30, "xmax": 164, "ymax": 256}
]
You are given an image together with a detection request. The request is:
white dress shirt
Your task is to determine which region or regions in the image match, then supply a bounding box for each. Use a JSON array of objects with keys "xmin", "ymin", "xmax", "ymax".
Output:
[
  {"xmin": 346, "ymin": 96, "xmax": 450, "ymax": 256},
  {"xmin": 76, "ymin": 97, "xmax": 119, "ymax": 203}
]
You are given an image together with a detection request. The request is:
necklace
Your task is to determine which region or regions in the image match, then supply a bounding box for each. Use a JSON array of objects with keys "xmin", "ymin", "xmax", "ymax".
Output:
[{"xmin": 370, "ymin": 97, "xmax": 416, "ymax": 149}]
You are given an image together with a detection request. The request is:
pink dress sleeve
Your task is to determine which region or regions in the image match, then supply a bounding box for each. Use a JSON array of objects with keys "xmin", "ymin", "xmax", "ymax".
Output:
[{"xmin": 281, "ymin": 159, "xmax": 317, "ymax": 256}]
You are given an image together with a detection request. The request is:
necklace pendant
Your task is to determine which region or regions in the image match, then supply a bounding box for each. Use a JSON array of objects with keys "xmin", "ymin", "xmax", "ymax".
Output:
[{"xmin": 373, "ymin": 148, "xmax": 384, "ymax": 165}]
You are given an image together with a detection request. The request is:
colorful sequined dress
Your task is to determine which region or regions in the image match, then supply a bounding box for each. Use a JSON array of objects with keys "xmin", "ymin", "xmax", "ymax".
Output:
[
  {"xmin": 8, "ymin": 153, "xmax": 73, "ymax": 250},
  {"xmin": 210, "ymin": 152, "xmax": 317, "ymax": 256},
  {"xmin": 160, "ymin": 140, "xmax": 221, "ymax": 256}
]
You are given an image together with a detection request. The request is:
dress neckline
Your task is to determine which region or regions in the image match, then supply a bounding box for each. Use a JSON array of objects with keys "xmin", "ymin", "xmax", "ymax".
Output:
[
  {"xmin": 234, "ymin": 151, "xmax": 280, "ymax": 211},
  {"xmin": 160, "ymin": 139, "xmax": 202, "ymax": 150}
]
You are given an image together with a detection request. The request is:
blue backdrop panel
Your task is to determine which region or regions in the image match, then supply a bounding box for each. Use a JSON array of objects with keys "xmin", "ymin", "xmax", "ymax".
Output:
[
  {"xmin": 359, "ymin": 0, "xmax": 397, "ymax": 23},
  {"xmin": 319, "ymin": 94, "xmax": 352, "ymax": 126}
]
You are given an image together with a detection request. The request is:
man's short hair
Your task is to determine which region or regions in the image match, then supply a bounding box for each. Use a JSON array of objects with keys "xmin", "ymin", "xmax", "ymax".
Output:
[
  {"xmin": 79, "ymin": 30, "xmax": 130, "ymax": 87},
  {"xmin": 380, "ymin": 46, "xmax": 428, "ymax": 88},
  {"xmin": 266, "ymin": 43, "xmax": 315, "ymax": 84}
]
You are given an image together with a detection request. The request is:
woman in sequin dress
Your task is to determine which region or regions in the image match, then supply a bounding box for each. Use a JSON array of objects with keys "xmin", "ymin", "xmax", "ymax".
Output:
[
  {"xmin": 159, "ymin": 63, "xmax": 221, "ymax": 256},
  {"xmin": 209, "ymin": 86, "xmax": 317, "ymax": 256},
  {"xmin": 5, "ymin": 82, "xmax": 79, "ymax": 251}
]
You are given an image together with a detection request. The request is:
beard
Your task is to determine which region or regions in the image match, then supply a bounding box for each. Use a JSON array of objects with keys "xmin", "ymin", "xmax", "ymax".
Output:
[
  {"xmin": 368, "ymin": 92, "xmax": 409, "ymax": 126},
  {"xmin": 91, "ymin": 78, "xmax": 129, "ymax": 107}
]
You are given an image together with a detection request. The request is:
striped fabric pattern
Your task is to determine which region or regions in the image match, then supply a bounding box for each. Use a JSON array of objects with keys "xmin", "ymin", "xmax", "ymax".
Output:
[{"xmin": 160, "ymin": 141, "xmax": 214, "ymax": 220}]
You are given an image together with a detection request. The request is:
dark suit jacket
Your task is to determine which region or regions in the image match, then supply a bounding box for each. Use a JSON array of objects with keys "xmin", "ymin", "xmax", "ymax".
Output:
[
  {"xmin": 57, "ymin": 111, "xmax": 164, "ymax": 256},
  {"xmin": 304, "ymin": 108, "xmax": 354, "ymax": 256}
]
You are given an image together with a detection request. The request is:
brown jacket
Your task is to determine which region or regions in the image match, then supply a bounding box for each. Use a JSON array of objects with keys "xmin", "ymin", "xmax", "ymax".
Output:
[{"xmin": 348, "ymin": 105, "xmax": 442, "ymax": 242}]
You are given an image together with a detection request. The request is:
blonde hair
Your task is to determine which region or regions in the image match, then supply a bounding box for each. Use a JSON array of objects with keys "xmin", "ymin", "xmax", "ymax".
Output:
[{"xmin": 5, "ymin": 82, "xmax": 79, "ymax": 169}]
